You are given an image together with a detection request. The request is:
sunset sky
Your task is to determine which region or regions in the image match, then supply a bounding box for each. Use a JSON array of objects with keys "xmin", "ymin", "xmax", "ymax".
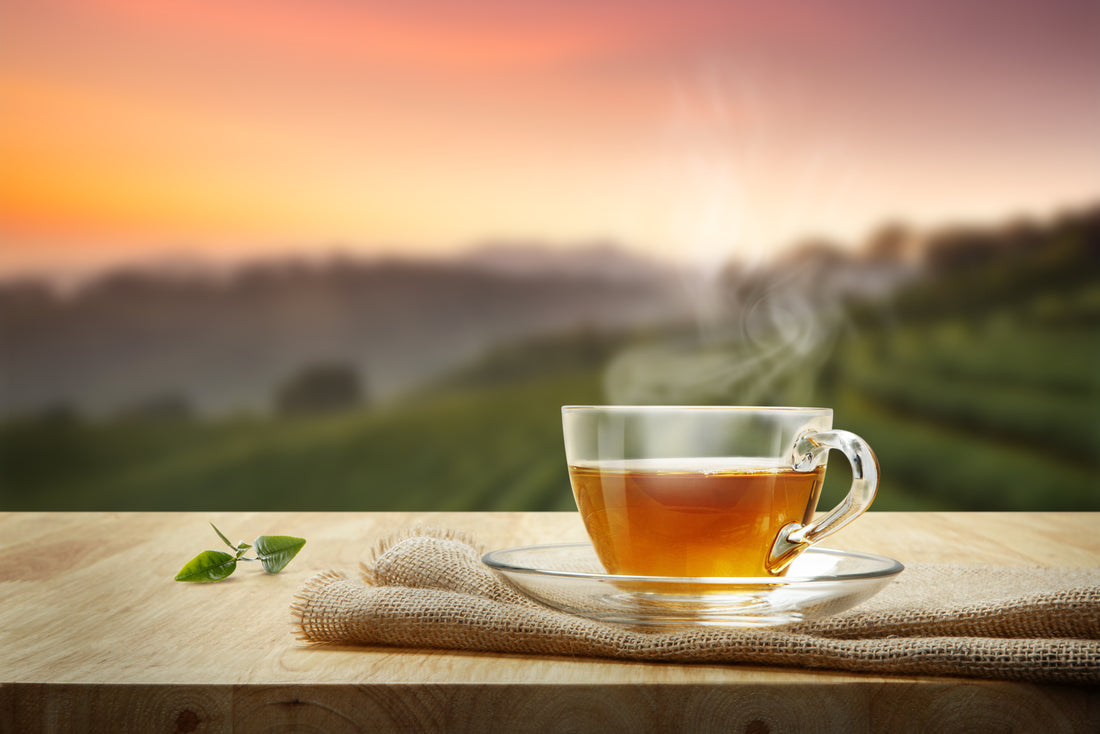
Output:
[{"xmin": 2, "ymin": 0, "xmax": 1098, "ymax": 279}]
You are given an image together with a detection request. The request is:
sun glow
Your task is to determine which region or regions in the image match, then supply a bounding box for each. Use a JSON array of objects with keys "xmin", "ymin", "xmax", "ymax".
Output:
[{"xmin": 2, "ymin": 0, "xmax": 1098, "ymax": 277}]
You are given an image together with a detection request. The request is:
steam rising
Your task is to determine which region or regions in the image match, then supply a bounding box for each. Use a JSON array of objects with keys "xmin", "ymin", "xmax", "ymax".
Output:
[
  {"xmin": 605, "ymin": 257, "xmax": 844, "ymax": 405},
  {"xmin": 605, "ymin": 69, "xmax": 853, "ymax": 406}
]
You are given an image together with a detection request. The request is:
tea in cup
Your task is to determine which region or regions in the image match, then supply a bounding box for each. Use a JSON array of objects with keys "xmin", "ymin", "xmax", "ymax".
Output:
[{"xmin": 562, "ymin": 406, "xmax": 878, "ymax": 578}]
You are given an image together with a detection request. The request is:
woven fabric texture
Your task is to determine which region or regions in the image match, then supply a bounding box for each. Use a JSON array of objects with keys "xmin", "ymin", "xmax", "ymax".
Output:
[{"xmin": 292, "ymin": 528, "xmax": 1100, "ymax": 684}]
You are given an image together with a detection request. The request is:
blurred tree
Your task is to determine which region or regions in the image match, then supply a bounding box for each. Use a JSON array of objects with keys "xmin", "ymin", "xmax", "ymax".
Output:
[
  {"xmin": 863, "ymin": 221, "xmax": 914, "ymax": 264},
  {"xmin": 924, "ymin": 226, "xmax": 1002, "ymax": 274},
  {"xmin": 275, "ymin": 362, "xmax": 366, "ymax": 416},
  {"xmin": 115, "ymin": 393, "xmax": 194, "ymax": 422}
]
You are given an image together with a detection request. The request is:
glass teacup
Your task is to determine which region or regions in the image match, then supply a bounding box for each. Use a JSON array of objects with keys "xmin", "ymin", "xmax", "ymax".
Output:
[{"xmin": 562, "ymin": 406, "xmax": 879, "ymax": 578}]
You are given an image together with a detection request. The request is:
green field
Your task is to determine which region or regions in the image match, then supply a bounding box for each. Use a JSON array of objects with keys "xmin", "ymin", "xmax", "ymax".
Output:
[
  {"xmin": 3, "ymin": 212, "xmax": 1098, "ymax": 512},
  {"xmin": 2, "ymin": 311, "xmax": 1097, "ymax": 513},
  {"xmin": 0, "ymin": 370, "xmax": 602, "ymax": 511}
]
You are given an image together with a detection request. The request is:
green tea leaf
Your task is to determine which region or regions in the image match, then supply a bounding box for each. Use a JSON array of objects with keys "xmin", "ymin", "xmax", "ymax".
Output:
[
  {"xmin": 253, "ymin": 535, "xmax": 306, "ymax": 574},
  {"xmin": 210, "ymin": 523, "xmax": 236, "ymax": 551},
  {"xmin": 174, "ymin": 550, "xmax": 238, "ymax": 583}
]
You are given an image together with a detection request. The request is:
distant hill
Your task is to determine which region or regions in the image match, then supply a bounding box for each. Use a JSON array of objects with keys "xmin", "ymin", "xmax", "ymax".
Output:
[
  {"xmin": 456, "ymin": 240, "xmax": 677, "ymax": 281},
  {"xmin": 4, "ymin": 203, "xmax": 1094, "ymax": 422},
  {"xmin": 0, "ymin": 246, "xmax": 693, "ymax": 419}
]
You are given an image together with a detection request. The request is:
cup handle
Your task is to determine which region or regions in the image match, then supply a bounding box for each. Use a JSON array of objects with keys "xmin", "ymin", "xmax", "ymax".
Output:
[{"xmin": 767, "ymin": 430, "xmax": 880, "ymax": 573}]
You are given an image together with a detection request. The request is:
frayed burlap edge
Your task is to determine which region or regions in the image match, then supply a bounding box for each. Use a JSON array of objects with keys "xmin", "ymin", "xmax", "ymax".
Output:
[
  {"xmin": 359, "ymin": 526, "xmax": 480, "ymax": 584},
  {"xmin": 291, "ymin": 528, "xmax": 1100, "ymax": 685}
]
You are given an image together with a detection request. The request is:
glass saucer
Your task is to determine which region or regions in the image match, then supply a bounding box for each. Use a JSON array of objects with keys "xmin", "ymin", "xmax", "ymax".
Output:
[{"xmin": 483, "ymin": 543, "xmax": 903, "ymax": 628}]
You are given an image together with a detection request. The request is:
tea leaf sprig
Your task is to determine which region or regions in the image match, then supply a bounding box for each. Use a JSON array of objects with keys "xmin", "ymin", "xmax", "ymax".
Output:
[{"xmin": 174, "ymin": 523, "xmax": 306, "ymax": 583}]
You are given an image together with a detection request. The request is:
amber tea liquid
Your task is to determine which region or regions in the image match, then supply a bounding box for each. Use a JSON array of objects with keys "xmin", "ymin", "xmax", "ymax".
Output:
[{"xmin": 570, "ymin": 459, "xmax": 826, "ymax": 578}]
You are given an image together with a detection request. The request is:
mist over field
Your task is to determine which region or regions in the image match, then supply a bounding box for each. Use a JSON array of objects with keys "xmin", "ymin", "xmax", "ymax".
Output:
[
  {"xmin": 2, "ymin": 203, "xmax": 1097, "ymax": 513},
  {"xmin": 0, "ymin": 245, "xmax": 691, "ymax": 419}
]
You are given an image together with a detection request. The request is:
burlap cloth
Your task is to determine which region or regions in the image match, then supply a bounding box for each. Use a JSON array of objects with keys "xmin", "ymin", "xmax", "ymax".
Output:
[{"xmin": 291, "ymin": 528, "xmax": 1100, "ymax": 685}]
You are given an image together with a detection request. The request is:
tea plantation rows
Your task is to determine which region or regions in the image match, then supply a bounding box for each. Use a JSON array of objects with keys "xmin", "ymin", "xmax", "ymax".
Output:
[{"xmin": 824, "ymin": 282, "xmax": 1099, "ymax": 510}]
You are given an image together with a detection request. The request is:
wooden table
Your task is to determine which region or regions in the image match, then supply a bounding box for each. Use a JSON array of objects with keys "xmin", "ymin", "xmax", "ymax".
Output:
[{"xmin": 2, "ymin": 512, "xmax": 1098, "ymax": 733}]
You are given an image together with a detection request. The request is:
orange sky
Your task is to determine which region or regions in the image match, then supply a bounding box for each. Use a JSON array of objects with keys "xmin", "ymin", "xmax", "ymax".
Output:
[{"xmin": 2, "ymin": 0, "xmax": 1099, "ymax": 278}]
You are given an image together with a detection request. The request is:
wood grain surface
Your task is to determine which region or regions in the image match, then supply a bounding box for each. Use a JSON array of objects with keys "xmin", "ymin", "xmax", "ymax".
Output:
[{"xmin": 2, "ymin": 511, "xmax": 1098, "ymax": 733}]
